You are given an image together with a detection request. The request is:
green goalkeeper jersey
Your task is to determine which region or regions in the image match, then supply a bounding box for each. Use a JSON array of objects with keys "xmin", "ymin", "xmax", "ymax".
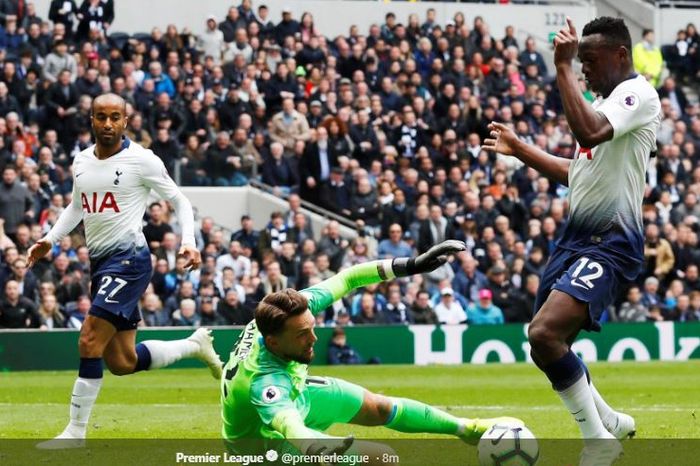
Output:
[{"xmin": 220, "ymin": 260, "xmax": 396, "ymax": 441}]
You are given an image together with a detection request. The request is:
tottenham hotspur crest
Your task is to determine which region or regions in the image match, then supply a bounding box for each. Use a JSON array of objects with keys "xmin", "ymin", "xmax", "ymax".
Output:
[{"xmin": 114, "ymin": 169, "xmax": 123, "ymax": 185}]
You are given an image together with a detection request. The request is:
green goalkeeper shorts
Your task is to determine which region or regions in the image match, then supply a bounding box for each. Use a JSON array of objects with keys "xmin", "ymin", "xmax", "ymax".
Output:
[{"xmin": 304, "ymin": 376, "xmax": 366, "ymax": 431}]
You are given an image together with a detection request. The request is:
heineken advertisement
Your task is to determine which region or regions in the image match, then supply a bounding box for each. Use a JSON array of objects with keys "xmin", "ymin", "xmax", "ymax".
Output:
[{"xmin": 0, "ymin": 322, "xmax": 699, "ymax": 371}]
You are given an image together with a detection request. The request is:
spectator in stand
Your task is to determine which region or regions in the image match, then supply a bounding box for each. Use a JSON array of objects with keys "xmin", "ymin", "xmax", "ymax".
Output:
[
  {"xmin": 200, "ymin": 295, "xmax": 226, "ymax": 326},
  {"xmin": 0, "ymin": 166, "xmax": 33, "ymax": 240},
  {"xmin": 274, "ymin": 7, "xmax": 300, "ymax": 46},
  {"xmin": 141, "ymin": 292, "xmax": 170, "ymax": 327},
  {"xmin": 66, "ymin": 294, "xmax": 91, "ymax": 329},
  {"xmin": 510, "ymin": 274, "xmax": 539, "ymax": 323},
  {"xmin": 317, "ymin": 220, "xmax": 348, "ymax": 272},
  {"xmin": 198, "ymin": 15, "xmax": 225, "ymax": 64},
  {"xmin": 231, "ymin": 214, "xmax": 259, "ymax": 260},
  {"xmin": 352, "ymin": 291, "xmax": 387, "ymax": 325},
  {"xmin": 143, "ymin": 202, "xmax": 173, "ymax": 250},
  {"xmin": 171, "ymin": 298, "xmax": 200, "ymax": 327},
  {"xmin": 418, "ymin": 204, "xmax": 455, "ymax": 254},
  {"xmin": 260, "ymin": 260, "xmax": 287, "ymax": 294},
  {"xmin": 617, "ymin": 285, "xmax": 650, "ymax": 322},
  {"xmin": 0, "ymin": 279, "xmax": 41, "ymax": 328},
  {"xmin": 409, "ymin": 289, "xmax": 438, "ymax": 324},
  {"xmin": 384, "ymin": 287, "xmax": 412, "ymax": 324},
  {"xmin": 43, "ymin": 40, "xmax": 77, "ymax": 83},
  {"xmin": 261, "ymin": 141, "xmax": 298, "ymax": 195},
  {"xmin": 299, "ymin": 126, "xmax": 337, "ymax": 202},
  {"xmin": 452, "ymin": 254, "xmax": 488, "ymax": 303},
  {"xmin": 218, "ymin": 288, "xmax": 253, "ymax": 325},
  {"xmin": 633, "ymin": 29, "xmax": 664, "ymax": 87},
  {"xmin": 686, "ymin": 291, "xmax": 700, "ymax": 321},
  {"xmin": 434, "ymin": 287, "xmax": 467, "ymax": 325},
  {"xmin": 270, "ymin": 97, "xmax": 311, "ymax": 156},
  {"xmin": 377, "ymin": 223, "xmax": 412, "ymax": 260},
  {"xmin": 466, "ymin": 289, "xmax": 504, "ymax": 325},
  {"xmin": 38, "ymin": 292, "xmax": 64, "ymax": 329},
  {"xmin": 327, "ymin": 326, "xmax": 362, "ymax": 365},
  {"xmin": 644, "ymin": 223, "xmax": 675, "ymax": 282}
]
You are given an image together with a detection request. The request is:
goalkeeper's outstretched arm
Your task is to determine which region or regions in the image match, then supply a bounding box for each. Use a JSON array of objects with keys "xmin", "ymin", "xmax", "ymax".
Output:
[{"xmin": 301, "ymin": 240, "xmax": 466, "ymax": 315}]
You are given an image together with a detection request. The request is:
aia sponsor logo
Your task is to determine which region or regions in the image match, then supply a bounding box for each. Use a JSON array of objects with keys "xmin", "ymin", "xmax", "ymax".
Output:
[{"xmin": 81, "ymin": 192, "xmax": 120, "ymax": 213}]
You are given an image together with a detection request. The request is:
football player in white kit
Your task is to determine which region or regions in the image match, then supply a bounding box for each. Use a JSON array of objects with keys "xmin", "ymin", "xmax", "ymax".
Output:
[
  {"xmin": 483, "ymin": 17, "xmax": 661, "ymax": 466},
  {"xmin": 28, "ymin": 93, "xmax": 223, "ymax": 448}
]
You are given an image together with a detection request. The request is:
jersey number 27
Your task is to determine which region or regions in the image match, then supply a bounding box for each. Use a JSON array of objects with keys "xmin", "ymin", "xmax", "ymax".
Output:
[{"xmin": 97, "ymin": 276, "xmax": 128, "ymax": 304}]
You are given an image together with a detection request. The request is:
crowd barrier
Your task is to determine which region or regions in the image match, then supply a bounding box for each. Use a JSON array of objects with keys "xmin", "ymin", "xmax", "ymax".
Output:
[{"xmin": 1, "ymin": 321, "xmax": 698, "ymax": 371}]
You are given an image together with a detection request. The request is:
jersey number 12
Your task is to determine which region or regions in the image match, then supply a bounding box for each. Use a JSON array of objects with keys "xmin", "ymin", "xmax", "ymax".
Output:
[{"xmin": 570, "ymin": 257, "xmax": 603, "ymax": 290}]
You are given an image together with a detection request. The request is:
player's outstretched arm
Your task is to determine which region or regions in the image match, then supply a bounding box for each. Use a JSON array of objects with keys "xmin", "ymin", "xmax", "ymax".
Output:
[
  {"xmin": 483, "ymin": 122, "xmax": 571, "ymax": 186},
  {"xmin": 553, "ymin": 17, "xmax": 613, "ymax": 148},
  {"xmin": 302, "ymin": 240, "xmax": 466, "ymax": 315},
  {"xmin": 142, "ymin": 154, "xmax": 201, "ymax": 269}
]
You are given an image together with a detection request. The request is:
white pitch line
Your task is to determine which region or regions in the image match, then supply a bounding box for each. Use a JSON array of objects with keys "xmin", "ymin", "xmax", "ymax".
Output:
[{"xmin": 439, "ymin": 405, "xmax": 697, "ymax": 413}]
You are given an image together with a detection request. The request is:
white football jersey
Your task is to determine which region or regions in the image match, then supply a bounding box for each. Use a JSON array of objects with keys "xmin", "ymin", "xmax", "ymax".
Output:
[
  {"xmin": 562, "ymin": 75, "xmax": 661, "ymax": 260},
  {"xmin": 45, "ymin": 138, "xmax": 195, "ymax": 260}
]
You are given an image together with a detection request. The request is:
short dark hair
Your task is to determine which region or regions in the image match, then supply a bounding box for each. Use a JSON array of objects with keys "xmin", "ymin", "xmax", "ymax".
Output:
[
  {"xmin": 581, "ymin": 17, "xmax": 631, "ymax": 50},
  {"xmin": 256, "ymin": 289, "xmax": 309, "ymax": 337},
  {"xmin": 642, "ymin": 28, "xmax": 654, "ymax": 38}
]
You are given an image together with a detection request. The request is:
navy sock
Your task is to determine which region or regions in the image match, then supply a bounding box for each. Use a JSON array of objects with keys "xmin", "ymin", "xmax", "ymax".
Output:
[
  {"xmin": 78, "ymin": 357, "xmax": 103, "ymax": 379},
  {"xmin": 579, "ymin": 358, "xmax": 591, "ymax": 384},
  {"xmin": 542, "ymin": 350, "xmax": 584, "ymax": 391},
  {"xmin": 134, "ymin": 343, "xmax": 152, "ymax": 372}
]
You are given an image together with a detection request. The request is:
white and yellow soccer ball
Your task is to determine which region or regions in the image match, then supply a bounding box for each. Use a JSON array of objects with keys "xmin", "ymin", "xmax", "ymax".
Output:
[{"xmin": 477, "ymin": 422, "xmax": 539, "ymax": 466}]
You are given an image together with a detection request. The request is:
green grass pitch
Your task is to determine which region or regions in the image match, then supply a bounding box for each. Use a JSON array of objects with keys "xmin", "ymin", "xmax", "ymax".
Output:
[
  {"xmin": 1, "ymin": 361, "xmax": 699, "ymax": 438},
  {"xmin": 1, "ymin": 362, "xmax": 699, "ymax": 465}
]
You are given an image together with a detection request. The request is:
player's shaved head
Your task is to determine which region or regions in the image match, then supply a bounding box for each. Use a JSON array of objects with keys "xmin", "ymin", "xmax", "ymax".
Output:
[
  {"xmin": 92, "ymin": 93, "xmax": 127, "ymax": 114},
  {"xmin": 91, "ymin": 93, "xmax": 129, "ymax": 157}
]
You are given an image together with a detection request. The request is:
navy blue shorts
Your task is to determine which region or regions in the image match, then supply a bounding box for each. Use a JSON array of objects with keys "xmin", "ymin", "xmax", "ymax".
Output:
[
  {"xmin": 88, "ymin": 246, "xmax": 153, "ymax": 331},
  {"xmin": 535, "ymin": 246, "xmax": 624, "ymax": 332}
]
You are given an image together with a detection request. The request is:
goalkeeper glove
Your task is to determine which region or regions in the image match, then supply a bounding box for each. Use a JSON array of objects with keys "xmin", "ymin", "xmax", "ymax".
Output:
[
  {"xmin": 306, "ymin": 435, "xmax": 355, "ymax": 456},
  {"xmin": 392, "ymin": 240, "xmax": 466, "ymax": 277}
]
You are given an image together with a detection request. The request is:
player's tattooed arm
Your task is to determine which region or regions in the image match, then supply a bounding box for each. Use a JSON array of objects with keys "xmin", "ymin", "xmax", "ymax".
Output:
[{"xmin": 484, "ymin": 122, "xmax": 571, "ymax": 186}]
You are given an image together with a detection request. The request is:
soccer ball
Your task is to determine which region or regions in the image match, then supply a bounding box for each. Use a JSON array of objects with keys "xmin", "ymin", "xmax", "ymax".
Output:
[{"xmin": 477, "ymin": 423, "xmax": 539, "ymax": 466}]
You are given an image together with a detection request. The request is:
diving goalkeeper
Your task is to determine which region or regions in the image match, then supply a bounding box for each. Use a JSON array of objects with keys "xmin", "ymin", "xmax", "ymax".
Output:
[{"xmin": 220, "ymin": 240, "xmax": 521, "ymax": 457}]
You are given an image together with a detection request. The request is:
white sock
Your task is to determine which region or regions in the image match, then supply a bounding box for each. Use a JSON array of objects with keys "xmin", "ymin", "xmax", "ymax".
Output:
[
  {"xmin": 65, "ymin": 377, "xmax": 102, "ymax": 438},
  {"xmin": 141, "ymin": 339, "xmax": 199, "ymax": 370},
  {"xmin": 555, "ymin": 372, "xmax": 609, "ymax": 440},
  {"xmin": 589, "ymin": 381, "xmax": 617, "ymax": 430}
]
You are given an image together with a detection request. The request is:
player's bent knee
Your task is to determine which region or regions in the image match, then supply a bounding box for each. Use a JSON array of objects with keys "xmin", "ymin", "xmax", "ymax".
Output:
[
  {"xmin": 370, "ymin": 393, "xmax": 394, "ymax": 424},
  {"xmin": 527, "ymin": 321, "xmax": 559, "ymax": 353},
  {"xmin": 78, "ymin": 331, "xmax": 104, "ymax": 357}
]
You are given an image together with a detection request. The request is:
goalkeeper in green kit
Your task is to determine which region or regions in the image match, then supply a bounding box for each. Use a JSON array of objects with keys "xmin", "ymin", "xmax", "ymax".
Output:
[{"xmin": 220, "ymin": 240, "xmax": 522, "ymax": 457}]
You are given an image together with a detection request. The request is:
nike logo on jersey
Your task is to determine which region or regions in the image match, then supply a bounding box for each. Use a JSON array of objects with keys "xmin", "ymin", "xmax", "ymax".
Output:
[
  {"xmin": 104, "ymin": 297, "xmax": 120, "ymax": 304},
  {"xmin": 75, "ymin": 172, "xmax": 84, "ymax": 178},
  {"xmin": 570, "ymin": 279, "xmax": 590, "ymax": 290}
]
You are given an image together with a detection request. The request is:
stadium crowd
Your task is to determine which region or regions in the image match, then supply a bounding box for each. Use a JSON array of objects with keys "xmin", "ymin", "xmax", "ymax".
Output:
[{"xmin": 0, "ymin": 1, "xmax": 699, "ymax": 330}]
